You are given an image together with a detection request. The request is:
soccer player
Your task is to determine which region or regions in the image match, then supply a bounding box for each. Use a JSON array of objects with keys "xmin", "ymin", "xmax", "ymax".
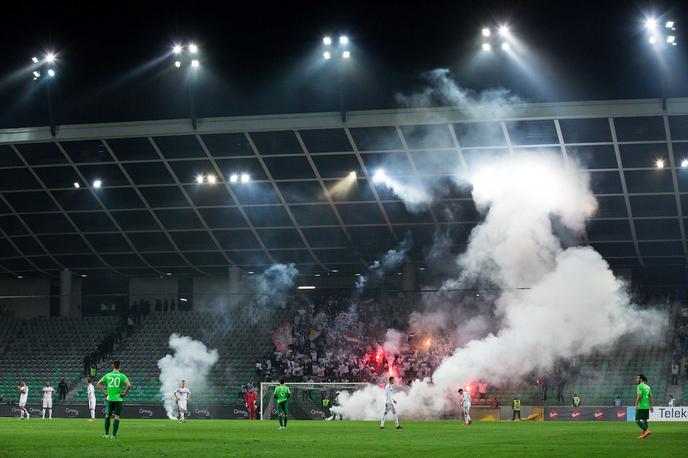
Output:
[
  {"xmin": 17, "ymin": 380, "xmax": 29, "ymax": 419},
  {"xmin": 41, "ymin": 381, "xmax": 56, "ymax": 419},
  {"xmin": 87, "ymin": 377, "xmax": 97, "ymax": 421},
  {"xmin": 274, "ymin": 379, "xmax": 291, "ymax": 430},
  {"xmin": 458, "ymin": 388, "xmax": 472, "ymax": 425},
  {"xmin": 97, "ymin": 360, "xmax": 131, "ymax": 439},
  {"xmin": 245, "ymin": 387, "xmax": 257, "ymax": 420},
  {"xmin": 634, "ymin": 374, "xmax": 653, "ymax": 439},
  {"xmin": 380, "ymin": 376, "xmax": 401, "ymax": 429},
  {"xmin": 174, "ymin": 380, "xmax": 191, "ymax": 422}
]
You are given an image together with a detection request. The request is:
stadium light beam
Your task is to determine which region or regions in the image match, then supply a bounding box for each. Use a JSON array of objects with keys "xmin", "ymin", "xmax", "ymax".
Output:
[
  {"xmin": 649, "ymin": 36, "xmax": 657, "ymax": 44},
  {"xmin": 498, "ymin": 25, "xmax": 510, "ymax": 37},
  {"xmin": 93, "ymin": 179, "xmax": 102, "ymax": 188},
  {"xmin": 173, "ymin": 44, "xmax": 183, "ymax": 54},
  {"xmin": 645, "ymin": 18, "xmax": 658, "ymax": 30},
  {"xmin": 195, "ymin": 174, "xmax": 204, "ymax": 184},
  {"xmin": 45, "ymin": 52, "xmax": 56, "ymax": 63},
  {"xmin": 229, "ymin": 174, "xmax": 239, "ymax": 183},
  {"xmin": 240, "ymin": 173, "xmax": 250, "ymax": 183},
  {"xmin": 348, "ymin": 171, "xmax": 357, "ymax": 180},
  {"xmin": 372, "ymin": 169, "xmax": 387, "ymax": 183},
  {"xmin": 655, "ymin": 159, "xmax": 665, "ymax": 168},
  {"xmin": 207, "ymin": 174, "xmax": 217, "ymax": 184}
]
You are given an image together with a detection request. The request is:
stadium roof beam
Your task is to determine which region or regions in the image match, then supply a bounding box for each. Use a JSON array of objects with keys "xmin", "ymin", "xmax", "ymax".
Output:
[{"xmin": 663, "ymin": 115, "xmax": 688, "ymax": 261}]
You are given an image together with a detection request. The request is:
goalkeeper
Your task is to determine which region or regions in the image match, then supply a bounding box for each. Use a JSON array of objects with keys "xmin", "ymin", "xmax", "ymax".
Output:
[{"xmin": 274, "ymin": 379, "xmax": 291, "ymax": 430}]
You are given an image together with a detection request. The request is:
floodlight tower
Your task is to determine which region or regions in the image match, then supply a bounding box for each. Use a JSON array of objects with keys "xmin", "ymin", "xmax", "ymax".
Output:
[
  {"xmin": 479, "ymin": 25, "xmax": 511, "ymax": 87},
  {"xmin": 30, "ymin": 52, "xmax": 58, "ymax": 136},
  {"xmin": 322, "ymin": 35, "xmax": 351, "ymax": 122},
  {"xmin": 643, "ymin": 17, "xmax": 679, "ymax": 105},
  {"xmin": 172, "ymin": 42, "xmax": 201, "ymax": 129}
]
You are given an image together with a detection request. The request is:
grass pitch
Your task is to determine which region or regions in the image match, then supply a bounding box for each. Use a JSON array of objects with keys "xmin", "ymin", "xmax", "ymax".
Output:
[{"xmin": 1, "ymin": 418, "xmax": 686, "ymax": 457}]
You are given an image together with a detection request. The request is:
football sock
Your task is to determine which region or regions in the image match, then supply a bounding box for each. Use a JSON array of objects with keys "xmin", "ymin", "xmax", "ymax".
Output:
[
  {"xmin": 278, "ymin": 416, "xmax": 283, "ymax": 427},
  {"xmin": 48, "ymin": 409, "xmax": 52, "ymax": 419},
  {"xmin": 42, "ymin": 409, "xmax": 46, "ymax": 419},
  {"xmin": 113, "ymin": 419, "xmax": 120, "ymax": 436},
  {"xmin": 636, "ymin": 420, "xmax": 646, "ymax": 431},
  {"xmin": 642, "ymin": 420, "xmax": 648, "ymax": 431},
  {"xmin": 284, "ymin": 417, "xmax": 287, "ymax": 427},
  {"xmin": 104, "ymin": 416, "xmax": 111, "ymax": 435}
]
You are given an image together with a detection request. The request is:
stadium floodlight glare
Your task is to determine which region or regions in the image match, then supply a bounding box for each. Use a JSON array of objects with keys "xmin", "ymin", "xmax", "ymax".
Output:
[
  {"xmin": 31, "ymin": 56, "xmax": 39, "ymax": 63},
  {"xmin": 348, "ymin": 171, "xmax": 357, "ymax": 179},
  {"xmin": 229, "ymin": 174, "xmax": 239, "ymax": 183},
  {"xmin": 649, "ymin": 35, "xmax": 657, "ymax": 44},
  {"xmin": 45, "ymin": 52, "xmax": 56, "ymax": 63},
  {"xmin": 323, "ymin": 36, "xmax": 332, "ymax": 45},
  {"xmin": 645, "ymin": 18, "xmax": 658, "ymax": 30},
  {"xmin": 195, "ymin": 174, "xmax": 204, "ymax": 184},
  {"xmin": 174, "ymin": 60, "xmax": 181, "ymax": 68},
  {"xmin": 173, "ymin": 44, "xmax": 183, "ymax": 54},
  {"xmin": 188, "ymin": 43, "xmax": 198, "ymax": 53},
  {"xmin": 47, "ymin": 69, "xmax": 55, "ymax": 77},
  {"xmin": 93, "ymin": 179, "xmax": 102, "ymax": 188},
  {"xmin": 73, "ymin": 182, "xmax": 80, "ymax": 188},
  {"xmin": 240, "ymin": 173, "xmax": 250, "ymax": 183},
  {"xmin": 179, "ymin": 297, "xmax": 188, "ymax": 302},
  {"xmin": 681, "ymin": 159, "xmax": 688, "ymax": 168},
  {"xmin": 17, "ymin": 275, "xmax": 23, "ymax": 279},
  {"xmin": 81, "ymin": 274, "xmax": 87, "ymax": 278},
  {"xmin": 339, "ymin": 35, "xmax": 349, "ymax": 45},
  {"xmin": 297, "ymin": 285, "xmax": 316, "ymax": 290},
  {"xmin": 207, "ymin": 174, "xmax": 217, "ymax": 184},
  {"xmin": 165, "ymin": 272, "xmax": 173, "ymax": 276},
  {"xmin": 501, "ymin": 42, "xmax": 510, "ymax": 51},
  {"xmin": 342, "ymin": 50, "xmax": 351, "ymax": 59},
  {"xmin": 665, "ymin": 20, "xmax": 675, "ymax": 29},
  {"xmin": 656, "ymin": 159, "xmax": 665, "ymax": 168},
  {"xmin": 498, "ymin": 25, "xmax": 509, "ymax": 36},
  {"xmin": 323, "ymin": 51, "xmax": 331, "ymax": 60},
  {"xmin": 482, "ymin": 27, "xmax": 491, "ymax": 37},
  {"xmin": 191, "ymin": 59, "xmax": 200, "ymax": 68},
  {"xmin": 32, "ymin": 71, "xmax": 41, "ymax": 80},
  {"xmin": 482, "ymin": 42, "xmax": 491, "ymax": 51},
  {"xmin": 373, "ymin": 169, "xmax": 387, "ymax": 183},
  {"xmin": 667, "ymin": 35, "xmax": 676, "ymax": 43}
]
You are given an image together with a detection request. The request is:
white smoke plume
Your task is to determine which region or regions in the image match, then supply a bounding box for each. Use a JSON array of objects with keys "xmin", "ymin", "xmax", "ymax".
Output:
[
  {"xmin": 356, "ymin": 238, "xmax": 411, "ymax": 291},
  {"xmin": 255, "ymin": 263, "xmax": 298, "ymax": 306},
  {"xmin": 334, "ymin": 153, "xmax": 666, "ymax": 420},
  {"xmin": 157, "ymin": 334, "xmax": 219, "ymax": 419}
]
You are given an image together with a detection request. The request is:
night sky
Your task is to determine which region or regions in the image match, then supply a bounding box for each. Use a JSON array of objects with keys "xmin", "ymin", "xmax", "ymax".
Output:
[{"xmin": 1, "ymin": 0, "xmax": 686, "ymax": 128}]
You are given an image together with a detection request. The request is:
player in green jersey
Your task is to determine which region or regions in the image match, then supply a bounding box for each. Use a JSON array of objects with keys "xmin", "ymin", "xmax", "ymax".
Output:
[
  {"xmin": 274, "ymin": 379, "xmax": 291, "ymax": 430},
  {"xmin": 97, "ymin": 360, "xmax": 132, "ymax": 439},
  {"xmin": 634, "ymin": 374, "xmax": 653, "ymax": 439}
]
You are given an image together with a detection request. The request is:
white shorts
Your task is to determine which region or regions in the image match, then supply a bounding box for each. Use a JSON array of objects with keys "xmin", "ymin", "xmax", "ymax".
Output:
[
  {"xmin": 463, "ymin": 404, "xmax": 471, "ymax": 414},
  {"xmin": 178, "ymin": 400, "xmax": 187, "ymax": 412},
  {"xmin": 88, "ymin": 397, "xmax": 96, "ymax": 410},
  {"xmin": 43, "ymin": 399, "xmax": 53, "ymax": 409},
  {"xmin": 19, "ymin": 399, "xmax": 27, "ymax": 408},
  {"xmin": 384, "ymin": 403, "xmax": 396, "ymax": 415}
]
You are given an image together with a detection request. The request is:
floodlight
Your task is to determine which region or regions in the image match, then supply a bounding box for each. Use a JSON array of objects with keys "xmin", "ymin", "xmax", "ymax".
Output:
[
  {"xmin": 17, "ymin": 275, "xmax": 23, "ymax": 279},
  {"xmin": 31, "ymin": 56, "xmax": 39, "ymax": 63},
  {"xmin": 681, "ymin": 159, "xmax": 688, "ymax": 168},
  {"xmin": 196, "ymin": 174, "xmax": 204, "ymax": 184},
  {"xmin": 32, "ymin": 71, "xmax": 41, "ymax": 80},
  {"xmin": 191, "ymin": 59, "xmax": 200, "ymax": 68},
  {"xmin": 348, "ymin": 171, "xmax": 357, "ymax": 179},
  {"xmin": 665, "ymin": 21, "xmax": 674, "ymax": 29},
  {"xmin": 173, "ymin": 44, "xmax": 183, "ymax": 54},
  {"xmin": 73, "ymin": 182, "xmax": 80, "ymax": 188},
  {"xmin": 240, "ymin": 173, "xmax": 250, "ymax": 183},
  {"xmin": 655, "ymin": 159, "xmax": 665, "ymax": 168},
  {"xmin": 207, "ymin": 174, "xmax": 217, "ymax": 184},
  {"xmin": 47, "ymin": 69, "xmax": 55, "ymax": 77},
  {"xmin": 323, "ymin": 36, "xmax": 332, "ymax": 45},
  {"xmin": 45, "ymin": 52, "xmax": 56, "ymax": 63},
  {"xmin": 188, "ymin": 43, "xmax": 198, "ymax": 53},
  {"xmin": 339, "ymin": 35, "xmax": 349, "ymax": 45},
  {"xmin": 501, "ymin": 42, "xmax": 510, "ymax": 51},
  {"xmin": 649, "ymin": 36, "xmax": 657, "ymax": 44},
  {"xmin": 81, "ymin": 274, "xmax": 87, "ymax": 278},
  {"xmin": 93, "ymin": 179, "xmax": 102, "ymax": 188},
  {"xmin": 645, "ymin": 18, "xmax": 657, "ymax": 30},
  {"xmin": 229, "ymin": 174, "xmax": 239, "ymax": 183},
  {"xmin": 342, "ymin": 50, "xmax": 351, "ymax": 59},
  {"xmin": 667, "ymin": 35, "xmax": 676, "ymax": 43},
  {"xmin": 323, "ymin": 51, "xmax": 331, "ymax": 60},
  {"xmin": 482, "ymin": 43, "xmax": 491, "ymax": 51},
  {"xmin": 482, "ymin": 27, "xmax": 491, "ymax": 37},
  {"xmin": 165, "ymin": 272, "xmax": 173, "ymax": 276},
  {"xmin": 174, "ymin": 60, "xmax": 181, "ymax": 68},
  {"xmin": 498, "ymin": 25, "xmax": 509, "ymax": 36},
  {"xmin": 373, "ymin": 169, "xmax": 387, "ymax": 183}
]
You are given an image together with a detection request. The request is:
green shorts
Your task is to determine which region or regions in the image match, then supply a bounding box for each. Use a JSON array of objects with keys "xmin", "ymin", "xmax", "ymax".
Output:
[
  {"xmin": 277, "ymin": 401, "xmax": 288, "ymax": 415},
  {"xmin": 634, "ymin": 408, "xmax": 649, "ymax": 421},
  {"xmin": 105, "ymin": 400, "xmax": 123, "ymax": 416}
]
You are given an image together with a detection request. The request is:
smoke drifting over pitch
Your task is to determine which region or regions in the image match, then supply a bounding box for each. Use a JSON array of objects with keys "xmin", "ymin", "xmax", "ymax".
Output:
[
  {"xmin": 333, "ymin": 73, "xmax": 666, "ymax": 419},
  {"xmin": 157, "ymin": 334, "xmax": 219, "ymax": 419}
]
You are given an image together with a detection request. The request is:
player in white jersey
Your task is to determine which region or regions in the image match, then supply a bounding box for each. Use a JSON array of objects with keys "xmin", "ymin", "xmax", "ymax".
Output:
[
  {"xmin": 41, "ymin": 381, "xmax": 56, "ymax": 419},
  {"xmin": 17, "ymin": 380, "xmax": 29, "ymax": 419},
  {"xmin": 458, "ymin": 388, "xmax": 472, "ymax": 425},
  {"xmin": 174, "ymin": 380, "xmax": 191, "ymax": 422},
  {"xmin": 87, "ymin": 377, "xmax": 97, "ymax": 421},
  {"xmin": 380, "ymin": 376, "xmax": 402, "ymax": 429}
]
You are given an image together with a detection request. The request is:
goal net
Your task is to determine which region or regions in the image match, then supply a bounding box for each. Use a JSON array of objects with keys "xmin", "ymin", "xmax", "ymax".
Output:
[{"xmin": 260, "ymin": 382, "xmax": 368, "ymax": 420}]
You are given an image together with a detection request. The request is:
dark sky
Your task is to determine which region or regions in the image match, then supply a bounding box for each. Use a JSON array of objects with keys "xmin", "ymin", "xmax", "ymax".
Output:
[{"xmin": 1, "ymin": 0, "xmax": 686, "ymax": 128}]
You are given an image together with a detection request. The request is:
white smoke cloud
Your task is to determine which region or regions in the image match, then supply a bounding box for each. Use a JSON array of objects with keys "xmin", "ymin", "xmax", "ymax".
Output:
[
  {"xmin": 157, "ymin": 334, "xmax": 219, "ymax": 419},
  {"xmin": 334, "ymin": 153, "xmax": 666, "ymax": 420},
  {"xmin": 255, "ymin": 263, "xmax": 298, "ymax": 306},
  {"xmin": 356, "ymin": 238, "xmax": 411, "ymax": 292}
]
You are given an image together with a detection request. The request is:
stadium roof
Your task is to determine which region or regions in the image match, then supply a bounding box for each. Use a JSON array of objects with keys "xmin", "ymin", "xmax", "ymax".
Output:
[{"xmin": 0, "ymin": 97, "xmax": 687, "ymax": 278}]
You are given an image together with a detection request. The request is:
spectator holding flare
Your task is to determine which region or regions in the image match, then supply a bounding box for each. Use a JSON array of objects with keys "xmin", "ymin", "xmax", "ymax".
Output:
[
  {"xmin": 274, "ymin": 379, "xmax": 291, "ymax": 430},
  {"xmin": 634, "ymin": 374, "xmax": 653, "ymax": 439},
  {"xmin": 97, "ymin": 360, "xmax": 132, "ymax": 439}
]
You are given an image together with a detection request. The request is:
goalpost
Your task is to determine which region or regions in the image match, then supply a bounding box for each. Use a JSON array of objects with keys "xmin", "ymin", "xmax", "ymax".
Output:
[{"xmin": 259, "ymin": 382, "xmax": 368, "ymax": 420}]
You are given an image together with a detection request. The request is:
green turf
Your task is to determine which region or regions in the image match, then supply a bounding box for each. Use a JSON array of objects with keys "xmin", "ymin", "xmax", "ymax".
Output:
[{"xmin": 1, "ymin": 418, "xmax": 686, "ymax": 457}]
